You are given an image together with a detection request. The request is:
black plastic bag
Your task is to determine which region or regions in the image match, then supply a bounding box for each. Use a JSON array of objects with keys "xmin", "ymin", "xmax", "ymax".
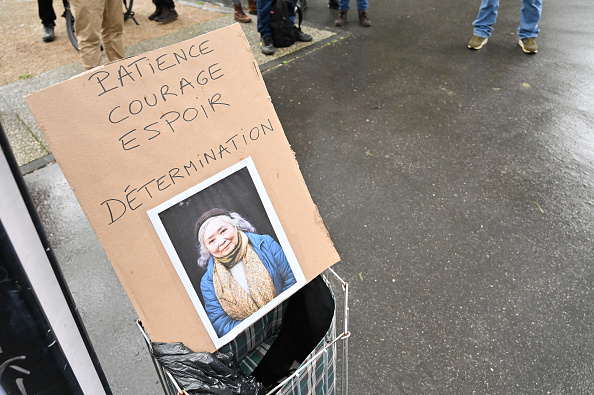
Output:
[{"xmin": 152, "ymin": 342, "xmax": 266, "ymax": 395}]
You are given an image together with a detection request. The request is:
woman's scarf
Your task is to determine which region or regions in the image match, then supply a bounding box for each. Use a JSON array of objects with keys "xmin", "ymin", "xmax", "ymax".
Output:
[{"xmin": 213, "ymin": 231, "xmax": 277, "ymax": 321}]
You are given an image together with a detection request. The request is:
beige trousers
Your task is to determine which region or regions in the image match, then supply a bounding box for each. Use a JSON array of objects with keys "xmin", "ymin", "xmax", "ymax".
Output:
[{"xmin": 70, "ymin": 0, "xmax": 124, "ymax": 70}]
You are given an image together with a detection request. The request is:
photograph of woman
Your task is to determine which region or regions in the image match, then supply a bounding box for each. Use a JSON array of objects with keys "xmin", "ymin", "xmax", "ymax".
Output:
[
  {"xmin": 195, "ymin": 208, "xmax": 297, "ymax": 337},
  {"xmin": 149, "ymin": 158, "xmax": 305, "ymax": 346}
]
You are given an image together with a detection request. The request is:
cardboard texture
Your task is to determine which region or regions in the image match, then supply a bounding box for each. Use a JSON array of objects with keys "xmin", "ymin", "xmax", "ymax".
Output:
[{"xmin": 25, "ymin": 24, "xmax": 339, "ymax": 352}]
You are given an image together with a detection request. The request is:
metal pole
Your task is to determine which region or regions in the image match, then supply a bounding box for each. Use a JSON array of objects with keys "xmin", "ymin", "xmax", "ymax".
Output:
[{"xmin": 342, "ymin": 280, "xmax": 349, "ymax": 395}]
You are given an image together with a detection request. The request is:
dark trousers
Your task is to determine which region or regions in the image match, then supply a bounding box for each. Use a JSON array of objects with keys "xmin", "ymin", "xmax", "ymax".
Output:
[
  {"xmin": 38, "ymin": 0, "xmax": 56, "ymax": 26},
  {"xmin": 257, "ymin": 0, "xmax": 296, "ymax": 37},
  {"xmin": 153, "ymin": 0, "xmax": 175, "ymax": 9}
]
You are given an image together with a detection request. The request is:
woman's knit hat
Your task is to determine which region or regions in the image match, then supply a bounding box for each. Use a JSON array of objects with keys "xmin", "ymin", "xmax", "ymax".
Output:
[{"xmin": 194, "ymin": 208, "xmax": 232, "ymax": 243}]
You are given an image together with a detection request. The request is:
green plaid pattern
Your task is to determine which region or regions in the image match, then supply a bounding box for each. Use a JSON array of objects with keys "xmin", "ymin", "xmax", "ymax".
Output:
[
  {"xmin": 228, "ymin": 275, "xmax": 338, "ymax": 395},
  {"xmin": 144, "ymin": 275, "xmax": 341, "ymax": 395},
  {"xmin": 276, "ymin": 318, "xmax": 336, "ymax": 395},
  {"xmin": 220, "ymin": 299, "xmax": 289, "ymax": 375},
  {"xmin": 275, "ymin": 275, "xmax": 337, "ymax": 395}
]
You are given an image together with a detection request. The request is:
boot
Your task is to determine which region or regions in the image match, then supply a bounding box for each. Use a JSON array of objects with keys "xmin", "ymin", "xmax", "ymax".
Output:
[
  {"xmin": 42, "ymin": 25, "xmax": 55, "ymax": 42},
  {"xmin": 358, "ymin": 9, "xmax": 371, "ymax": 27},
  {"xmin": 148, "ymin": 5, "xmax": 163, "ymax": 20},
  {"xmin": 248, "ymin": 0, "xmax": 257, "ymax": 15},
  {"xmin": 334, "ymin": 10, "xmax": 347, "ymax": 26},
  {"xmin": 233, "ymin": 3, "xmax": 251, "ymax": 23},
  {"xmin": 155, "ymin": 7, "xmax": 178, "ymax": 23}
]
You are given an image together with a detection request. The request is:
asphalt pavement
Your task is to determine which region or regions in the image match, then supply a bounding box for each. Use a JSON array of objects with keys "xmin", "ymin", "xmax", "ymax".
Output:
[{"xmin": 6, "ymin": 0, "xmax": 594, "ymax": 393}]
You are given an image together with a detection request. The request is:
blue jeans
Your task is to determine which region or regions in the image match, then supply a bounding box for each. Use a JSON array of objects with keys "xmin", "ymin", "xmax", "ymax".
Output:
[
  {"xmin": 338, "ymin": 0, "xmax": 368, "ymax": 11},
  {"xmin": 258, "ymin": 0, "xmax": 297, "ymax": 37},
  {"xmin": 472, "ymin": 0, "xmax": 542, "ymax": 39}
]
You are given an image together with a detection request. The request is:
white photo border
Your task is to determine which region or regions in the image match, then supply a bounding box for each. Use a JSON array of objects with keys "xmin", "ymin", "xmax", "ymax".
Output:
[{"xmin": 147, "ymin": 157, "xmax": 306, "ymax": 349}]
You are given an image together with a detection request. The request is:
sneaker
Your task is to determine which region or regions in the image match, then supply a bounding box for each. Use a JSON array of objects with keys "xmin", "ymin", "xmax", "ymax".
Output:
[
  {"xmin": 42, "ymin": 25, "xmax": 55, "ymax": 42},
  {"xmin": 148, "ymin": 6, "xmax": 163, "ymax": 20},
  {"xmin": 261, "ymin": 35, "xmax": 275, "ymax": 55},
  {"xmin": 155, "ymin": 8, "xmax": 178, "ymax": 23},
  {"xmin": 294, "ymin": 27, "xmax": 312, "ymax": 42},
  {"xmin": 519, "ymin": 37, "xmax": 538, "ymax": 54},
  {"xmin": 468, "ymin": 35, "xmax": 488, "ymax": 50}
]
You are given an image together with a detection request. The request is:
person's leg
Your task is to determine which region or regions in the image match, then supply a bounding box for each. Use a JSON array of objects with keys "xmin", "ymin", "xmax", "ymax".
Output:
[
  {"xmin": 155, "ymin": 0, "xmax": 178, "ymax": 23},
  {"xmin": 288, "ymin": 0, "xmax": 296, "ymax": 24},
  {"xmin": 149, "ymin": 0, "xmax": 163, "ymax": 20},
  {"xmin": 257, "ymin": 0, "xmax": 274, "ymax": 54},
  {"xmin": 334, "ymin": 0, "xmax": 349, "ymax": 26},
  {"xmin": 38, "ymin": 0, "xmax": 56, "ymax": 26},
  {"xmin": 155, "ymin": 0, "xmax": 175, "ymax": 10},
  {"xmin": 518, "ymin": 0, "xmax": 542, "ymax": 39},
  {"xmin": 38, "ymin": 0, "xmax": 56, "ymax": 41},
  {"xmin": 517, "ymin": 0, "xmax": 541, "ymax": 53},
  {"xmin": 357, "ymin": 0, "xmax": 370, "ymax": 26},
  {"xmin": 248, "ymin": 0, "xmax": 257, "ymax": 15},
  {"xmin": 472, "ymin": 0, "xmax": 499, "ymax": 38},
  {"xmin": 101, "ymin": 0, "xmax": 124, "ymax": 62},
  {"xmin": 286, "ymin": 1, "xmax": 311, "ymax": 41},
  {"xmin": 70, "ymin": 0, "xmax": 103, "ymax": 69},
  {"xmin": 257, "ymin": 0, "xmax": 273, "ymax": 37},
  {"xmin": 233, "ymin": 0, "xmax": 251, "ymax": 23},
  {"xmin": 334, "ymin": 0, "xmax": 348, "ymax": 26}
]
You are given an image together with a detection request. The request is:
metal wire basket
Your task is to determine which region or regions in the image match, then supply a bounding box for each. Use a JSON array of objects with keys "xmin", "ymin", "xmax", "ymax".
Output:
[{"xmin": 137, "ymin": 268, "xmax": 349, "ymax": 395}]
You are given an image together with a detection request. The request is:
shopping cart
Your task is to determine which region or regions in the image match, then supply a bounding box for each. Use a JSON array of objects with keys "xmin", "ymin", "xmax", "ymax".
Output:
[{"xmin": 137, "ymin": 268, "xmax": 350, "ymax": 395}]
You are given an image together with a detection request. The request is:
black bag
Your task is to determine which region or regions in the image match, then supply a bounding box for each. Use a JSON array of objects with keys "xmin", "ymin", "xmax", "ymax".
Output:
[
  {"xmin": 152, "ymin": 343, "xmax": 266, "ymax": 395},
  {"xmin": 270, "ymin": 0, "xmax": 303, "ymax": 48}
]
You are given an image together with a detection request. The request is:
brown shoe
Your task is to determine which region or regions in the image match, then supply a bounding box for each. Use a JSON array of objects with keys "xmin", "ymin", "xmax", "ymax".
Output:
[
  {"xmin": 335, "ymin": 9, "xmax": 347, "ymax": 26},
  {"xmin": 248, "ymin": 0, "xmax": 257, "ymax": 15},
  {"xmin": 358, "ymin": 9, "xmax": 371, "ymax": 27},
  {"xmin": 234, "ymin": 3, "xmax": 251, "ymax": 22}
]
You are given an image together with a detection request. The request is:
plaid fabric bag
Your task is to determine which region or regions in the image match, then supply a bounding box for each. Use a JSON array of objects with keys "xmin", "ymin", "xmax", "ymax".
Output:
[
  {"xmin": 275, "ymin": 312, "xmax": 336, "ymax": 395},
  {"xmin": 219, "ymin": 300, "xmax": 290, "ymax": 376},
  {"xmin": 223, "ymin": 274, "xmax": 337, "ymax": 395},
  {"xmin": 142, "ymin": 275, "xmax": 339, "ymax": 395}
]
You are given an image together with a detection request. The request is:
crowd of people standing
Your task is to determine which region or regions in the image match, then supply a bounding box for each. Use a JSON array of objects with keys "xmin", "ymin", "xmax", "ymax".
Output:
[{"xmin": 35, "ymin": 0, "xmax": 541, "ymax": 70}]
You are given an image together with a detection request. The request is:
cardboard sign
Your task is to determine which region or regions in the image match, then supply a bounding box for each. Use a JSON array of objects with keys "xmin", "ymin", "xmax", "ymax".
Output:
[{"xmin": 26, "ymin": 24, "xmax": 339, "ymax": 352}]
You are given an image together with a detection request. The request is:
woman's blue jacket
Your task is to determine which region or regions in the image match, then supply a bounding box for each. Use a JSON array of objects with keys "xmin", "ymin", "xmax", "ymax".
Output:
[{"xmin": 200, "ymin": 232, "xmax": 297, "ymax": 337}]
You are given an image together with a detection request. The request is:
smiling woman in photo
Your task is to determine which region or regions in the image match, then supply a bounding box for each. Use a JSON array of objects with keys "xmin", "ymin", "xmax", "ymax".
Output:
[{"xmin": 195, "ymin": 208, "xmax": 296, "ymax": 337}]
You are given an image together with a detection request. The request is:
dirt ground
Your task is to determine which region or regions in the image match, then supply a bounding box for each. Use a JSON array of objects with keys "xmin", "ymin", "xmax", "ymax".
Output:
[{"xmin": 0, "ymin": 0, "xmax": 224, "ymax": 86}]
